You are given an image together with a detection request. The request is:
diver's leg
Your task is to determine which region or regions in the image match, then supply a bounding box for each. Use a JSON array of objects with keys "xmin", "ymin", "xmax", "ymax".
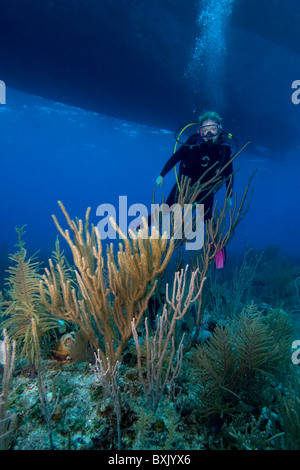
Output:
[
  {"xmin": 147, "ymin": 183, "xmax": 178, "ymax": 227},
  {"xmin": 202, "ymin": 194, "xmax": 214, "ymax": 221},
  {"xmin": 201, "ymin": 195, "xmax": 227, "ymax": 269},
  {"xmin": 131, "ymin": 183, "xmax": 179, "ymax": 234}
]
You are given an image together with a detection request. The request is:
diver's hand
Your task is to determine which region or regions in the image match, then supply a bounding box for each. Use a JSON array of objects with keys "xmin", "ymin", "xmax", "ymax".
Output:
[
  {"xmin": 156, "ymin": 175, "xmax": 164, "ymax": 188},
  {"xmin": 226, "ymin": 197, "xmax": 233, "ymax": 210}
]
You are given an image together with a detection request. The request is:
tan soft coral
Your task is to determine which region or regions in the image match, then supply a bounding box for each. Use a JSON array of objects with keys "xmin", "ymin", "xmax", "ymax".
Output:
[{"xmin": 40, "ymin": 202, "xmax": 174, "ymax": 368}]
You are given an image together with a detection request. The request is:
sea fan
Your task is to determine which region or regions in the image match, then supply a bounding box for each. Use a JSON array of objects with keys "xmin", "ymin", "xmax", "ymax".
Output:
[
  {"xmin": 51, "ymin": 236, "xmax": 75, "ymax": 287},
  {"xmin": 189, "ymin": 303, "xmax": 292, "ymax": 418},
  {"xmin": 1, "ymin": 228, "xmax": 58, "ymax": 367},
  {"xmin": 234, "ymin": 304, "xmax": 279, "ymax": 375},
  {"xmin": 193, "ymin": 323, "xmax": 236, "ymax": 397}
]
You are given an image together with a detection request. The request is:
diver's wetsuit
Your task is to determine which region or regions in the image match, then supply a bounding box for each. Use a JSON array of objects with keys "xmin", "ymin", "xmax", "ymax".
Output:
[{"xmin": 158, "ymin": 133, "xmax": 233, "ymax": 221}]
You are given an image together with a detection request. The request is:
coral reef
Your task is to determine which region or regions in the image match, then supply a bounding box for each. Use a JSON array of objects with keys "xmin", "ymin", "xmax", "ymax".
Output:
[
  {"xmin": 1, "ymin": 192, "xmax": 300, "ymax": 450},
  {"xmin": 40, "ymin": 202, "xmax": 174, "ymax": 367}
]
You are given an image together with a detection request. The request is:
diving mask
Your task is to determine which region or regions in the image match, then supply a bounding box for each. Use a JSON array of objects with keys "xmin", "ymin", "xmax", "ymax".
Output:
[{"xmin": 199, "ymin": 123, "xmax": 220, "ymax": 139}]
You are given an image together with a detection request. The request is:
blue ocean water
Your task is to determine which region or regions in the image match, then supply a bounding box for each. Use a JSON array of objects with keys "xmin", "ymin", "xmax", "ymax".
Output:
[
  {"xmin": 1, "ymin": 0, "xmax": 300, "ymax": 452},
  {"xmin": 0, "ymin": 86, "xmax": 299, "ymax": 267},
  {"xmin": 0, "ymin": 89, "xmax": 175, "ymax": 257}
]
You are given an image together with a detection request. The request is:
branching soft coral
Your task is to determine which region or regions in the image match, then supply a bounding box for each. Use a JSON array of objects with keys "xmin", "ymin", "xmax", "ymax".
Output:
[{"xmin": 40, "ymin": 202, "xmax": 175, "ymax": 368}]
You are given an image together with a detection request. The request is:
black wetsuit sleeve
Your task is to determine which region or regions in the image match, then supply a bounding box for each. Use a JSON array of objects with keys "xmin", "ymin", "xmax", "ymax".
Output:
[
  {"xmin": 160, "ymin": 135, "xmax": 197, "ymax": 178},
  {"xmin": 160, "ymin": 145, "xmax": 186, "ymax": 178}
]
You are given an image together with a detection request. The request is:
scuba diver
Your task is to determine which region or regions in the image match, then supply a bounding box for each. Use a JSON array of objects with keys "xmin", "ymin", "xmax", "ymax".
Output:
[
  {"xmin": 154, "ymin": 111, "xmax": 234, "ymax": 268},
  {"xmin": 155, "ymin": 111, "xmax": 233, "ymax": 221},
  {"xmin": 133, "ymin": 111, "xmax": 234, "ymax": 268}
]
